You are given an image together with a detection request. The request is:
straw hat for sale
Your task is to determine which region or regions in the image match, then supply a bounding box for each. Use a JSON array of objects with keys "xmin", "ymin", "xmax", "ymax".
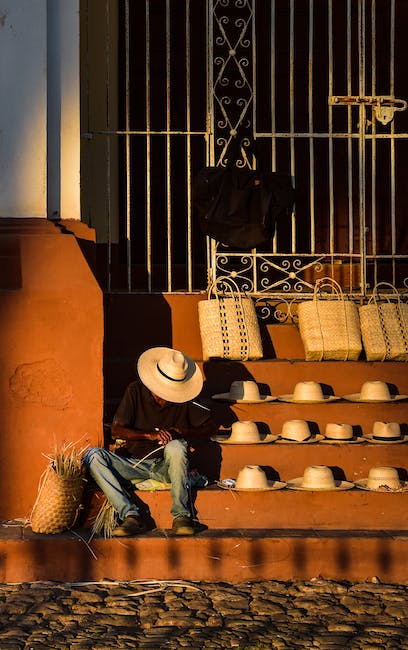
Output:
[
  {"xmin": 277, "ymin": 381, "xmax": 340, "ymax": 403},
  {"xmin": 355, "ymin": 466, "xmax": 408, "ymax": 492},
  {"xmin": 287, "ymin": 465, "xmax": 354, "ymax": 491},
  {"xmin": 137, "ymin": 347, "xmax": 202, "ymax": 403},
  {"xmin": 321, "ymin": 423, "xmax": 365, "ymax": 444},
  {"xmin": 363, "ymin": 421, "xmax": 408, "ymax": 444},
  {"xmin": 342, "ymin": 380, "xmax": 408, "ymax": 402},
  {"xmin": 212, "ymin": 380, "xmax": 276, "ymax": 403},
  {"xmin": 276, "ymin": 420, "xmax": 323, "ymax": 444},
  {"xmin": 212, "ymin": 420, "xmax": 278, "ymax": 444},
  {"xmin": 218, "ymin": 465, "xmax": 286, "ymax": 491}
]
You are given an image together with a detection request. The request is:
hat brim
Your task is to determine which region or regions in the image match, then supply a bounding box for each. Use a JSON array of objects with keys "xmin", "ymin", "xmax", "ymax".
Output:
[
  {"xmin": 277, "ymin": 395, "xmax": 340, "ymax": 403},
  {"xmin": 286, "ymin": 478, "xmax": 354, "ymax": 491},
  {"xmin": 275, "ymin": 434, "xmax": 324, "ymax": 444},
  {"xmin": 211, "ymin": 393, "xmax": 276, "ymax": 403},
  {"xmin": 320, "ymin": 436, "xmax": 366, "ymax": 445},
  {"xmin": 217, "ymin": 479, "xmax": 286, "ymax": 491},
  {"xmin": 137, "ymin": 347, "xmax": 203, "ymax": 403},
  {"xmin": 342, "ymin": 394, "xmax": 408, "ymax": 402},
  {"xmin": 211, "ymin": 433, "xmax": 278, "ymax": 444},
  {"xmin": 362, "ymin": 434, "xmax": 408, "ymax": 445},
  {"xmin": 355, "ymin": 479, "xmax": 408, "ymax": 492}
]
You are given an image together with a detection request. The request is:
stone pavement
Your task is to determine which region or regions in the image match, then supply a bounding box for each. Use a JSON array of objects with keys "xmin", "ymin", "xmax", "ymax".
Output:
[{"xmin": 0, "ymin": 578, "xmax": 408, "ymax": 649}]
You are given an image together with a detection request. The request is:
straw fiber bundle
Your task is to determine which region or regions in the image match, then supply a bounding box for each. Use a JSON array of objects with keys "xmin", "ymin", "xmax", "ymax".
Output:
[
  {"xmin": 298, "ymin": 278, "xmax": 362, "ymax": 361},
  {"xmin": 359, "ymin": 283, "xmax": 408, "ymax": 361},
  {"xmin": 30, "ymin": 440, "xmax": 87, "ymax": 534},
  {"xmin": 198, "ymin": 277, "xmax": 263, "ymax": 361}
]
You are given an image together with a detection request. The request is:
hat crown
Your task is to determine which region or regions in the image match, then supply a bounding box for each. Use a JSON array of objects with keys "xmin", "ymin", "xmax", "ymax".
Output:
[
  {"xmin": 360, "ymin": 381, "xmax": 391, "ymax": 401},
  {"xmin": 367, "ymin": 466, "xmax": 401, "ymax": 489},
  {"xmin": 281, "ymin": 420, "xmax": 311, "ymax": 441},
  {"xmin": 235, "ymin": 465, "xmax": 269, "ymax": 489},
  {"xmin": 293, "ymin": 381, "xmax": 324, "ymax": 401},
  {"xmin": 230, "ymin": 421, "xmax": 261, "ymax": 442},
  {"xmin": 372, "ymin": 421, "xmax": 401, "ymax": 438},
  {"xmin": 301, "ymin": 465, "xmax": 336, "ymax": 489},
  {"xmin": 230, "ymin": 380, "xmax": 261, "ymax": 401},
  {"xmin": 157, "ymin": 350, "xmax": 189, "ymax": 381},
  {"xmin": 325, "ymin": 423, "xmax": 353, "ymax": 440}
]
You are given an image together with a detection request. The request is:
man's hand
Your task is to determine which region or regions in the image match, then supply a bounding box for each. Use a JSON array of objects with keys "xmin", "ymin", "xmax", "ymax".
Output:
[{"xmin": 148, "ymin": 428, "xmax": 174, "ymax": 445}]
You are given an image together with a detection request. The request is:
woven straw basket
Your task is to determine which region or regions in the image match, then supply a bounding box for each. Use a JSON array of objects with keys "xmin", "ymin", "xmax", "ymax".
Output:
[
  {"xmin": 359, "ymin": 283, "xmax": 408, "ymax": 361},
  {"xmin": 30, "ymin": 465, "xmax": 85, "ymax": 534},
  {"xmin": 298, "ymin": 277, "xmax": 362, "ymax": 361},
  {"xmin": 198, "ymin": 277, "xmax": 263, "ymax": 361}
]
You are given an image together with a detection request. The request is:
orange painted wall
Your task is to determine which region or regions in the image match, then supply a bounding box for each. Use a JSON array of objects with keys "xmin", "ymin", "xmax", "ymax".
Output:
[{"xmin": 0, "ymin": 221, "xmax": 103, "ymax": 520}]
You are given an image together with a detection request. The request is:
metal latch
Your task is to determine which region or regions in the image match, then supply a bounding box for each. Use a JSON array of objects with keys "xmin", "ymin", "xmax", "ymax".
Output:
[{"xmin": 329, "ymin": 96, "xmax": 407, "ymax": 125}]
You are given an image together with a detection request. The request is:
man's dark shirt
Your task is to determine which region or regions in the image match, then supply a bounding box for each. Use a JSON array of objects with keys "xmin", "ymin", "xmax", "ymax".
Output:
[{"xmin": 113, "ymin": 379, "xmax": 212, "ymax": 459}]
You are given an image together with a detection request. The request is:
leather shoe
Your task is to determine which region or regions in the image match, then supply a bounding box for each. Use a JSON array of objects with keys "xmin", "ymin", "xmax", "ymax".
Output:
[
  {"xmin": 172, "ymin": 516, "xmax": 195, "ymax": 536},
  {"xmin": 112, "ymin": 515, "xmax": 146, "ymax": 537}
]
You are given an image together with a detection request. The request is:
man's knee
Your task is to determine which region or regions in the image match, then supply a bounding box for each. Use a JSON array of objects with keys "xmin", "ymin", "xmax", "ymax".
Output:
[
  {"xmin": 164, "ymin": 439, "xmax": 187, "ymax": 463},
  {"xmin": 82, "ymin": 446, "xmax": 108, "ymax": 469}
]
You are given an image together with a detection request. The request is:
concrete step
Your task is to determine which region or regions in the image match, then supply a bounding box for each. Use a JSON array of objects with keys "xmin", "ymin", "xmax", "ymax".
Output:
[{"xmin": 1, "ymin": 524, "xmax": 408, "ymax": 583}]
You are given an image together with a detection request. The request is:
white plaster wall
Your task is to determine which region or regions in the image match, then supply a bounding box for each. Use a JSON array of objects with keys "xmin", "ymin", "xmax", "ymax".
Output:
[
  {"xmin": 0, "ymin": 0, "xmax": 47, "ymax": 217},
  {"xmin": 0, "ymin": 0, "xmax": 80, "ymax": 219}
]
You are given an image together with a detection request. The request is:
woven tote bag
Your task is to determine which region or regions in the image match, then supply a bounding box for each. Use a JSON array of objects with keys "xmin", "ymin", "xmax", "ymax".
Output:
[
  {"xmin": 298, "ymin": 277, "xmax": 362, "ymax": 361},
  {"xmin": 359, "ymin": 283, "xmax": 408, "ymax": 361},
  {"xmin": 30, "ymin": 464, "xmax": 85, "ymax": 534},
  {"xmin": 198, "ymin": 278, "xmax": 263, "ymax": 361}
]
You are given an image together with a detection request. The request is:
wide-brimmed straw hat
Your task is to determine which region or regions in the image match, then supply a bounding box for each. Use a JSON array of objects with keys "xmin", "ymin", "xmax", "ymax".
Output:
[
  {"xmin": 278, "ymin": 381, "xmax": 340, "ymax": 403},
  {"xmin": 363, "ymin": 421, "xmax": 408, "ymax": 444},
  {"xmin": 287, "ymin": 465, "xmax": 354, "ymax": 491},
  {"xmin": 321, "ymin": 423, "xmax": 365, "ymax": 444},
  {"xmin": 276, "ymin": 420, "xmax": 323, "ymax": 444},
  {"xmin": 212, "ymin": 420, "xmax": 278, "ymax": 444},
  {"xmin": 212, "ymin": 380, "xmax": 276, "ymax": 403},
  {"xmin": 137, "ymin": 347, "xmax": 203, "ymax": 403},
  {"xmin": 355, "ymin": 466, "xmax": 408, "ymax": 492},
  {"xmin": 343, "ymin": 381, "xmax": 408, "ymax": 402},
  {"xmin": 218, "ymin": 465, "xmax": 286, "ymax": 491}
]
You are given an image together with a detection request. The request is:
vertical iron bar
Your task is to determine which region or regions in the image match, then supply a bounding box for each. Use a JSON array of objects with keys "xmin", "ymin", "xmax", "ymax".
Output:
[
  {"xmin": 252, "ymin": 0, "xmax": 258, "ymax": 293},
  {"xmin": 208, "ymin": 0, "xmax": 215, "ymax": 284},
  {"xmin": 358, "ymin": 0, "xmax": 367, "ymax": 295},
  {"xmin": 125, "ymin": 0, "xmax": 132, "ymax": 291},
  {"xmin": 186, "ymin": 0, "xmax": 192, "ymax": 292},
  {"xmin": 390, "ymin": 0, "xmax": 396, "ymax": 284},
  {"xmin": 166, "ymin": 0, "xmax": 172, "ymax": 292},
  {"xmin": 289, "ymin": 0, "xmax": 296, "ymax": 253},
  {"xmin": 146, "ymin": 0, "xmax": 152, "ymax": 292},
  {"xmin": 271, "ymin": 0, "xmax": 277, "ymax": 253},
  {"xmin": 371, "ymin": 0, "xmax": 377, "ymax": 286},
  {"xmin": 347, "ymin": 0, "xmax": 353, "ymax": 287},
  {"xmin": 328, "ymin": 0, "xmax": 334, "ymax": 258},
  {"xmin": 105, "ymin": 0, "xmax": 112, "ymax": 292},
  {"xmin": 308, "ymin": 0, "xmax": 315, "ymax": 255}
]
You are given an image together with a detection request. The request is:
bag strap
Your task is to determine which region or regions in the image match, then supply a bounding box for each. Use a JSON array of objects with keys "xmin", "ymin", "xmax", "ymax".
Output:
[{"xmin": 313, "ymin": 277, "xmax": 351, "ymax": 361}]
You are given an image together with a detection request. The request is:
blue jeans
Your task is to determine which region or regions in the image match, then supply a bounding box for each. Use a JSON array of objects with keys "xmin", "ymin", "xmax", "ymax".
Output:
[{"xmin": 83, "ymin": 440, "xmax": 191, "ymax": 521}]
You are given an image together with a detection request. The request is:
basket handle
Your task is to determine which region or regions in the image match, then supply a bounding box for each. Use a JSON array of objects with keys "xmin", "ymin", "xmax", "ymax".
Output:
[
  {"xmin": 313, "ymin": 277, "xmax": 345, "ymax": 302},
  {"xmin": 368, "ymin": 282, "xmax": 404, "ymax": 306}
]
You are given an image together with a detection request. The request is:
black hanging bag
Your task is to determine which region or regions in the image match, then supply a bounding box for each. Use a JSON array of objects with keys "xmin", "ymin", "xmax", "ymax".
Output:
[{"xmin": 193, "ymin": 140, "xmax": 295, "ymax": 249}]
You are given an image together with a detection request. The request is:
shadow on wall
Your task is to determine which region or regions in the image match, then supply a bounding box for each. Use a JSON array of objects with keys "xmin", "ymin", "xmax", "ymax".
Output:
[{"xmin": 103, "ymin": 294, "xmax": 173, "ymax": 423}]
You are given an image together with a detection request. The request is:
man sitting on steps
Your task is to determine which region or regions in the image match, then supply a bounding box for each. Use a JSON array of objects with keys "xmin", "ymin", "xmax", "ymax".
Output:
[{"xmin": 83, "ymin": 347, "xmax": 217, "ymax": 537}]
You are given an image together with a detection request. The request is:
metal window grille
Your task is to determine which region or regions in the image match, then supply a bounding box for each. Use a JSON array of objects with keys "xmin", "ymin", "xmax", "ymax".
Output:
[{"xmin": 81, "ymin": 0, "xmax": 408, "ymax": 297}]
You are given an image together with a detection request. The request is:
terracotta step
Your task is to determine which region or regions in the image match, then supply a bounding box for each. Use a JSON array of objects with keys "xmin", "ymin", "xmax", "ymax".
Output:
[
  {"xmin": 82, "ymin": 480, "xmax": 408, "ymax": 532},
  {"xmin": 189, "ymin": 438, "xmax": 408, "ymax": 482},
  {"xmin": 1, "ymin": 526, "xmax": 407, "ymax": 583}
]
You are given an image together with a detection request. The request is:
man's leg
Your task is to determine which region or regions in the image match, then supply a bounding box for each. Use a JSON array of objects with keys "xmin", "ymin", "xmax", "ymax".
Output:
[
  {"xmin": 150, "ymin": 440, "xmax": 194, "ymax": 535},
  {"xmin": 83, "ymin": 447, "xmax": 152, "ymax": 521}
]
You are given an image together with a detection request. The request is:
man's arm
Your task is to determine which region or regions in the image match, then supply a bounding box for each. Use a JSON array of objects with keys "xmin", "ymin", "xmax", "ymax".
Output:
[{"xmin": 111, "ymin": 420, "xmax": 173, "ymax": 445}]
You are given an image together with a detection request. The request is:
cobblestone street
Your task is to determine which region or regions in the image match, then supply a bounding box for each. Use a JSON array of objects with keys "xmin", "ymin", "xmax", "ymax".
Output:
[{"xmin": 0, "ymin": 578, "xmax": 408, "ymax": 649}]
